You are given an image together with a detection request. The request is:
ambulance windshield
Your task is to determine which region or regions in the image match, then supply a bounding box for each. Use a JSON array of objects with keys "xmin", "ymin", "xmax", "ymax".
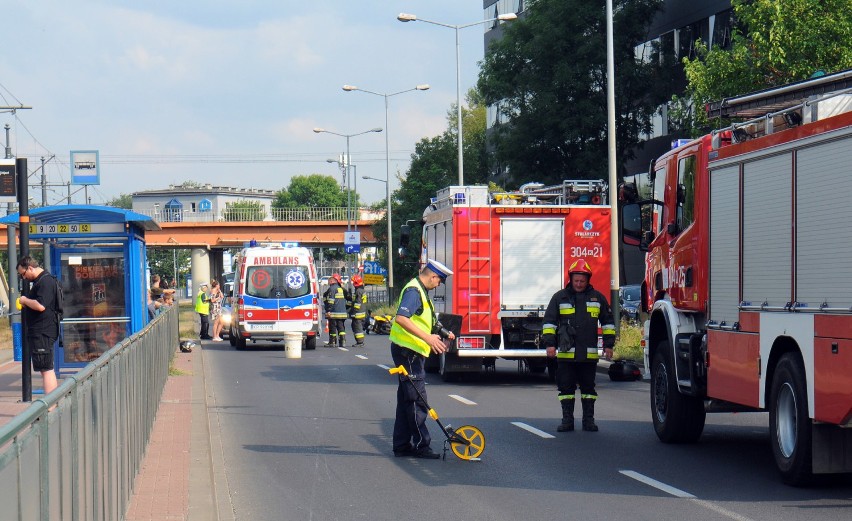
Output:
[{"xmin": 245, "ymin": 265, "xmax": 311, "ymax": 299}]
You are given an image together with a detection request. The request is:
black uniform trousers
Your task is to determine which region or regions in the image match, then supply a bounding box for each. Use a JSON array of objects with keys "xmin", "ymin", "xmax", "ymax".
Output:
[
  {"xmin": 556, "ymin": 360, "xmax": 598, "ymax": 399},
  {"xmin": 391, "ymin": 343, "xmax": 432, "ymax": 452}
]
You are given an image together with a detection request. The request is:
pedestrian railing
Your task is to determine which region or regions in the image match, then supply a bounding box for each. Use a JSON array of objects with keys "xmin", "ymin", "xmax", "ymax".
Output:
[
  {"xmin": 133, "ymin": 206, "xmax": 385, "ymax": 224},
  {"xmin": 0, "ymin": 305, "xmax": 179, "ymax": 521}
]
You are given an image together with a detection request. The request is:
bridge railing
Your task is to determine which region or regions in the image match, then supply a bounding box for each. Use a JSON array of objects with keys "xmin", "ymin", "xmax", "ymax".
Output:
[
  {"xmin": 0, "ymin": 306, "xmax": 179, "ymax": 521},
  {"xmin": 134, "ymin": 207, "xmax": 385, "ymax": 223}
]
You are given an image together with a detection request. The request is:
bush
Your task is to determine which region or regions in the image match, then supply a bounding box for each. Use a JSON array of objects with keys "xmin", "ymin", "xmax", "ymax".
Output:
[{"xmin": 614, "ymin": 320, "xmax": 643, "ymax": 362}]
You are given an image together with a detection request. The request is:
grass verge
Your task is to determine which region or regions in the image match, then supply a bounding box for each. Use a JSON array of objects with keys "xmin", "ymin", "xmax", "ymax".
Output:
[{"xmin": 614, "ymin": 320, "xmax": 644, "ymax": 362}]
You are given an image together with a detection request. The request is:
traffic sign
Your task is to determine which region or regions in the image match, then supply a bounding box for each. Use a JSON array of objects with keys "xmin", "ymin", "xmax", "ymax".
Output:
[{"xmin": 344, "ymin": 231, "xmax": 360, "ymax": 253}]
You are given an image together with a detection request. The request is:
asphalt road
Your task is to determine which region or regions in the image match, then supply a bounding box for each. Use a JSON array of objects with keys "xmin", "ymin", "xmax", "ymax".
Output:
[{"xmin": 202, "ymin": 333, "xmax": 852, "ymax": 521}]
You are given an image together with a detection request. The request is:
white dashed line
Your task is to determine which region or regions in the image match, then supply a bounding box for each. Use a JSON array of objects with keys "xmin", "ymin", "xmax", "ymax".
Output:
[
  {"xmin": 619, "ymin": 471, "xmax": 756, "ymax": 521},
  {"xmin": 448, "ymin": 394, "xmax": 477, "ymax": 405},
  {"xmin": 511, "ymin": 422, "xmax": 556, "ymax": 439},
  {"xmin": 337, "ymin": 346, "xmax": 349, "ymax": 352},
  {"xmin": 355, "ymin": 354, "xmax": 368, "ymax": 360},
  {"xmin": 377, "ymin": 364, "xmax": 391, "ymax": 370},
  {"xmin": 619, "ymin": 470, "xmax": 695, "ymax": 498}
]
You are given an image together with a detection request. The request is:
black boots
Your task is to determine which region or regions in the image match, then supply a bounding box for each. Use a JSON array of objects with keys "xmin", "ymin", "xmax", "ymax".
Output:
[
  {"xmin": 557, "ymin": 398, "xmax": 575, "ymax": 432},
  {"xmin": 581, "ymin": 398, "xmax": 598, "ymax": 432}
]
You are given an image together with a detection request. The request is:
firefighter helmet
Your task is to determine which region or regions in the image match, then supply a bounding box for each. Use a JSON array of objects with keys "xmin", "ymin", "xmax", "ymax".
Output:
[
  {"xmin": 332, "ymin": 273, "xmax": 342, "ymax": 285},
  {"xmin": 569, "ymin": 259, "xmax": 593, "ymax": 279},
  {"xmin": 351, "ymin": 274, "xmax": 363, "ymax": 287}
]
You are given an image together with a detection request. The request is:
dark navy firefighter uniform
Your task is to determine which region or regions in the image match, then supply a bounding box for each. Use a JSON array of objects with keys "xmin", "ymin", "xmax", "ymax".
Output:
[
  {"xmin": 542, "ymin": 275, "xmax": 616, "ymax": 431},
  {"xmin": 324, "ymin": 276, "xmax": 350, "ymax": 347}
]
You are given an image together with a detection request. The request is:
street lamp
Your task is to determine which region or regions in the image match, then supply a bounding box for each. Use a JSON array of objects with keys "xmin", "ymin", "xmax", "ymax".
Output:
[
  {"xmin": 342, "ymin": 83, "xmax": 429, "ymax": 300},
  {"xmin": 398, "ymin": 11, "xmax": 517, "ymax": 185},
  {"xmin": 362, "ymin": 175, "xmax": 392, "ymax": 304},
  {"xmin": 313, "ymin": 127, "xmax": 382, "ymax": 231}
]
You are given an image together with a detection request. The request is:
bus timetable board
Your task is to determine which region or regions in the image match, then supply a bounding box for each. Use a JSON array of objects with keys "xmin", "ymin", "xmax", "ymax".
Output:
[{"xmin": 0, "ymin": 160, "xmax": 16, "ymax": 202}]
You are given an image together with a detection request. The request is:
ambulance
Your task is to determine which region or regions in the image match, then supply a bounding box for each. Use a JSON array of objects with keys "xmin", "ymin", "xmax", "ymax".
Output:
[{"xmin": 228, "ymin": 243, "xmax": 321, "ymax": 350}]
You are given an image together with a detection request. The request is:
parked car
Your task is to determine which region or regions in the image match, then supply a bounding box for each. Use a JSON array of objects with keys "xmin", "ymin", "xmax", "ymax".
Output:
[{"xmin": 619, "ymin": 284, "xmax": 641, "ymax": 323}]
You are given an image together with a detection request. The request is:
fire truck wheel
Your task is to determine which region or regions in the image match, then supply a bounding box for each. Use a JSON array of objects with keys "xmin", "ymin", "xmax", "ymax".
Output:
[
  {"xmin": 651, "ymin": 343, "xmax": 705, "ymax": 443},
  {"xmin": 769, "ymin": 353, "xmax": 813, "ymax": 485},
  {"xmin": 305, "ymin": 335, "xmax": 317, "ymax": 350}
]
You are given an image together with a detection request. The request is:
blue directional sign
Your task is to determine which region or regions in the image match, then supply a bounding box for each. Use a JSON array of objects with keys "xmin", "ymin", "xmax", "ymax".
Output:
[
  {"xmin": 344, "ymin": 231, "xmax": 360, "ymax": 254},
  {"xmin": 363, "ymin": 261, "xmax": 387, "ymax": 276}
]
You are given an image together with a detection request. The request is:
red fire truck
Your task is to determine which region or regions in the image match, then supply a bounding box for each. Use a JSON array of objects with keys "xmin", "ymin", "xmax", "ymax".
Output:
[
  {"xmin": 419, "ymin": 180, "xmax": 611, "ymax": 380},
  {"xmin": 623, "ymin": 70, "xmax": 852, "ymax": 485}
]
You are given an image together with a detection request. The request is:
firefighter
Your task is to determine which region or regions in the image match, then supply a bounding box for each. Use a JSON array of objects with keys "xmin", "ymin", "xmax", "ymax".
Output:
[
  {"xmin": 349, "ymin": 274, "xmax": 367, "ymax": 347},
  {"xmin": 323, "ymin": 273, "xmax": 350, "ymax": 347},
  {"xmin": 542, "ymin": 259, "xmax": 616, "ymax": 432},
  {"xmin": 389, "ymin": 259, "xmax": 455, "ymax": 459}
]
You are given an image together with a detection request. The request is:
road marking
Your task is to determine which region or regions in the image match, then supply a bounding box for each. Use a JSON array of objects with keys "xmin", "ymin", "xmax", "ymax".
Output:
[
  {"xmin": 619, "ymin": 471, "xmax": 755, "ymax": 521},
  {"xmin": 619, "ymin": 470, "xmax": 695, "ymax": 498},
  {"xmin": 377, "ymin": 364, "xmax": 391, "ymax": 370},
  {"xmin": 448, "ymin": 394, "xmax": 477, "ymax": 405},
  {"xmin": 511, "ymin": 422, "xmax": 555, "ymax": 439},
  {"xmin": 337, "ymin": 346, "xmax": 349, "ymax": 352},
  {"xmin": 355, "ymin": 354, "xmax": 368, "ymax": 360}
]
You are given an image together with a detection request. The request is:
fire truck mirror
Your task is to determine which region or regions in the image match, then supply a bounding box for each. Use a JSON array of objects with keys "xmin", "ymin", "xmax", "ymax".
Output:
[
  {"xmin": 621, "ymin": 203, "xmax": 644, "ymax": 249},
  {"xmin": 399, "ymin": 224, "xmax": 411, "ymax": 249}
]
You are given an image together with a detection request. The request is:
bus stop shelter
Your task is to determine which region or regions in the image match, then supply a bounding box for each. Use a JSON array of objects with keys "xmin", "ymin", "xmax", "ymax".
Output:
[{"xmin": 1, "ymin": 205, "xmax": 159, "ymax": 374}]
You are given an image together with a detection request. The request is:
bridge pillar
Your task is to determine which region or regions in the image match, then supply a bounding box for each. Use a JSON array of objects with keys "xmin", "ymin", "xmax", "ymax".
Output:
[{"xmin": 190, "ymin": 248, "xmax": 211, "ymax": 300}]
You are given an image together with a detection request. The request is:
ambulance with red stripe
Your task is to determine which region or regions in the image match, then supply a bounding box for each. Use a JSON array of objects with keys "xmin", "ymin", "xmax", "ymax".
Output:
[
  {"xmin": 622, "ymin": 71, "xmax": 852, "ymax": 485},
  {"xmin": 419, "ymin": 180, "xmax": 611, "ymax": 381},
  {"xmin": 229, "ymin": 243, "xmax": 321, "ymax": 350}
]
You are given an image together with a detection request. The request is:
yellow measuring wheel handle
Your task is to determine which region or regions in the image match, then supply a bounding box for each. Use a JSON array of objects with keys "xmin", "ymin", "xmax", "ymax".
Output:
[
  {"xmin": 450, "ymin": 425, "xmax": 486, "ymax": 461},
  {"xmin": 428, "ymin": 408, "xmax": 439, "ymax": 420},
  {"xmin": 388, "ymin": 365, "xmax": 409, "ymax": 377},
  {"xmin": 16, "ymin": 297, "xmax": 22, "ymax": 311}
]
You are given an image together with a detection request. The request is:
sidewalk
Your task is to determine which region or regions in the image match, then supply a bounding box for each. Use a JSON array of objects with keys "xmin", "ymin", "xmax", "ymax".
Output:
[{"xmin": 0, "ymin": 345, "xmax": 216, "ymax": 521}]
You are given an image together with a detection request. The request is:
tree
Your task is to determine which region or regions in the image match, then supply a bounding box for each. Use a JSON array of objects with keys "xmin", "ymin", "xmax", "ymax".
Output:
[
  {"xmin": 682, "ymin": 0, "xmax": 852, "ymax": 130},
  {"xmin": 105, "ymin": 193, "xmax": 133, "ymax": 209},
  {"xmin": 477, "ymin": 0, "xmax": 666, "ymax": 186},
  {"xmin": 147, "ymin": 248, "xmax": 191, "ymax": 288},
  {"xmin": 223, "ymin": 200, "xmax": 266, "ymax": 222}
]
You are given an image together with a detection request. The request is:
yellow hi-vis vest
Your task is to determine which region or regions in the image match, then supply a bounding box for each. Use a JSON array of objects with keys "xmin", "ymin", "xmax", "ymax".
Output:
[
  {"xmin": 389, "ymin": 278, "xmax": 435, "ymax": 357},
  {"xmin": 195, "ymin": 289, "xmax": 210, "ymax": 315}
]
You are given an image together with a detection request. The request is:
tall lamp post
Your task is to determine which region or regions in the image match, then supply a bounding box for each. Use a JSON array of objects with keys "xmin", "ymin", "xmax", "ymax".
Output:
[
  {"xmin": 313, "ymin": 127, "xmax": 382, "ymax": 231},
  {"xmin": 362, "ymin": 175, "xmax": 392, "ymax": 304},
  {"xmin": 397, "ymin": 12, "xmax": 516, "ymax": 185},
  {"xmin": 342, "ymin": 84, "xmax": 429, "ymax": 301}
]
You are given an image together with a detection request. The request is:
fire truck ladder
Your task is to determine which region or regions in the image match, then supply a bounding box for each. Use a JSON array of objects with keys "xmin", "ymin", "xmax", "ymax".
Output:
[{"xmin": 466, "ymin": 190, "xmax": 492, "ymax": 334}]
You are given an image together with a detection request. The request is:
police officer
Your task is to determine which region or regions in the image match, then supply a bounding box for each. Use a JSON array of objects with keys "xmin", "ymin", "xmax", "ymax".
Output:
[
  {"xmin": 389, "ymin": 259, "xmax": 455, "ymax": 459},
  {"xmin": 542, "ymin": 259, "xmax": 616, "ymax": 432},
  {"xmin": 349, "ymin": 274, "xmax": 367, "ymax": 347},
  {"xmin": 324, "ymin": 273, "xmax": 350, "ymax": 347},
  {"xmin": 195, "ymin": 282, "xmax": 212, "ymax": 340}
]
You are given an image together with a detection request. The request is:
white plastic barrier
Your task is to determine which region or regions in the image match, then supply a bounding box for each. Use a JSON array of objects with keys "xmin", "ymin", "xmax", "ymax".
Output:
[{"xmin": 284, "ymin": 332, "xmax": 302, "ymax": 358}]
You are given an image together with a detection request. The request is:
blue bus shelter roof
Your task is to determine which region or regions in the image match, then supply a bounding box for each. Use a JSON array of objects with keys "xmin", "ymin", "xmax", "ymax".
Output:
[{"xmin": 0, "ymin": 205, "xmax": 160, "ymax": 232}]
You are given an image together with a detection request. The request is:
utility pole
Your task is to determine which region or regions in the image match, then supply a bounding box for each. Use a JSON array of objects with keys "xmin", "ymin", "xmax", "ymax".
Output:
[{"xmin": 4, "ymin": 124, "xmax": 21, "ymax": 363}]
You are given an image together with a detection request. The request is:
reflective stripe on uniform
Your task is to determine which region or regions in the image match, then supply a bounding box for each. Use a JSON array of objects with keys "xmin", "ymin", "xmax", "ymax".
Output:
[
  {"xmin": 558, "ymin": 303, "xmax": 575, "ymax": 315},
  {"xmin": 542, "ymin": 322, "xmax": 557, "ymax": 335}
]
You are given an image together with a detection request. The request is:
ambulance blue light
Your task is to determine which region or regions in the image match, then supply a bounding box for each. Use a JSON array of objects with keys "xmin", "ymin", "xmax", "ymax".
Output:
[{"xmin": 671, "ymin": 139, "xmax": 691, "ymax": 149}]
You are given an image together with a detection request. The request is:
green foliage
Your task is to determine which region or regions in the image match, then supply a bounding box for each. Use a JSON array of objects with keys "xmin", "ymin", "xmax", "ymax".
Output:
[
  {"xmin": 614, "ymin": 320, "xmax": 644, "ymax": 361},
  {"xmin": 223, "ymin": 200, "xmax": 266, "ymax": 221},
  {"xmin": 683, "ymin": 0, "xmax": 852, "ymax": 130},
  {"xmin": 273, "ymin": 174, "xmax": 358, "ymax": 209},
  {"xmin": 477, "ymin": 0, "xmax": 666, "ymax": 186},
  {"xmin": 147, "ymin": 248, "xmax": 191, "ymax": 287},
  {"xmin": 105, "ymin": 193, "xmax": 133, "ymax": 209}
]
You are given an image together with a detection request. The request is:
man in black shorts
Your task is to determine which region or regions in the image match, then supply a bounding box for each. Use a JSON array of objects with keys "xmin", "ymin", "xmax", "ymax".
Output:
[{"xmin": 17, "ymin": 256, "xmax": 60, "ymax": 394}]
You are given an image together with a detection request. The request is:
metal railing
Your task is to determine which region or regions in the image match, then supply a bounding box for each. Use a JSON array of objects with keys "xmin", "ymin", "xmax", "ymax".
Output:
[
  {"xmin": 0, "ymin": 305, "xmax": 179, "ymax": 521},
  {"xmin": 134, "ymin": 206, "xmax": 385, "ymax": 223}
]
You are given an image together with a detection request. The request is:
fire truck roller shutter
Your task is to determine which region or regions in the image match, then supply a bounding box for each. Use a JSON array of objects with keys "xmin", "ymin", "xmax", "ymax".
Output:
[
  {"xmin": 708, "ymin": 165, "xmax": 740, "ymax": 325},
  {"xmin": 500, "ymin": 218, "xmax": 564, "ymax": 309}
]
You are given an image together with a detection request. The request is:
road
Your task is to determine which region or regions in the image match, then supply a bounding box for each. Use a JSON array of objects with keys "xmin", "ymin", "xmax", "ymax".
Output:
[{"xmin": 202, "ymin": 333, "xmax": 852, "ymax": 521}]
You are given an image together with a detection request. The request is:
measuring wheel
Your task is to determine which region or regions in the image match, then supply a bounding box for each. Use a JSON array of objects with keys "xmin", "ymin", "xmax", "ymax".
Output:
[{"xmin": 449, "ymin": 425, "xmax": 486, "ymax": 461}]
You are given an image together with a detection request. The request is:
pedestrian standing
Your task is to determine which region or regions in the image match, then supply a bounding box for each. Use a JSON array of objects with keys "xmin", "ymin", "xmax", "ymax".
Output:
[
  {"xmin": 389, "ymin": 259, "xmax": 455, "ymax": 459},
  {"xmin": 542, "ymin": 259, "xmax": 616, "ymax": 432},
  {"xmin": 195, "ymin": 282, "xmax": 212, "ymax": 340},
  {"xmin": 349, "ymin": 274, "xmax": 367, "ymax": 347},
  {"xmin": 323, "ymin": 273, "xmax": 350, "ymax": 347},
  {"xmin": 210, "ymin": 280, "xmax": 224, "ymax": 341},
  {"xmin": 17, "ymin": 256, "xmax": 60, "ymax": 395}
]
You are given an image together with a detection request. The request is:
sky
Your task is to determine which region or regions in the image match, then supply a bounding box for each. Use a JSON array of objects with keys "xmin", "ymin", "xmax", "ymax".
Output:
[{"xmin": 1, "ymin": 1, "xmax": 496, "ymax": 206}]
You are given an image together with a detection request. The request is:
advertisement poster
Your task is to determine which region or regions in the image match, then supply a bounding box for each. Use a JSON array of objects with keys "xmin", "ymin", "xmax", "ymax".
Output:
[{"xmin": 59, "ymin": 252, "xmax": 127, "ymax": 362}]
